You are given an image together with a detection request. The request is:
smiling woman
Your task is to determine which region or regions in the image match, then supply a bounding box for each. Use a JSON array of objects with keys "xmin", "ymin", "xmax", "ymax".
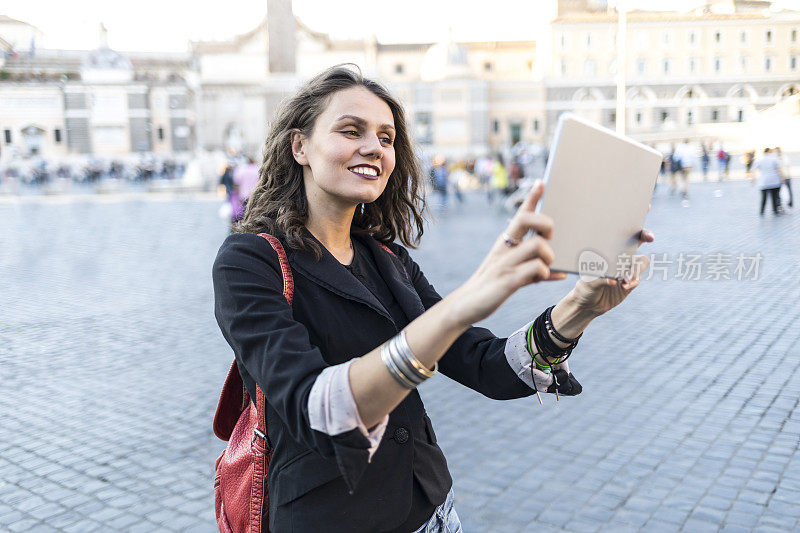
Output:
[
  {"xmin": 212, "ymin": 65, "xmax": 653, "ymax": 532},
  {"xmin": 237, "ymin": 67, "xmax": 424, "ymax": 262}
]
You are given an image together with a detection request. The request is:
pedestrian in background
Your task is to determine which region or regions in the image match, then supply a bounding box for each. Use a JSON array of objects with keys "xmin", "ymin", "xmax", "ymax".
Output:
[
  {"xmin": 701, "ymin": 143, "xmax": 710, "ymax": 181},
  {"xmin": 753, "ymin": 147, "xmax": 783, "ymax": 216},
  {"xmin": 489, "ymin": 154, "xmax": 509, "ymax": 202},
  {"xmin": 667, "ymin": 144, "xmax": 680, "ymax": 195},
  {"xmin": 431, "ymin": 155, "xmax": 449, "ymax": 209},
  {"xmin": 744, "ymin": 149, "xmax": 756, "ymax": 180},
  {"xmin": 212, "ymin": 65, "xmax": 654, "ymax": 532},
  {"xmin": 231, "ymin": 156, "xmax": 259, "ymax": 225},
  {"xmin": 775, "ymin": 146, "xmax": 793, "ymax": 209},
  {"xmin": 717, "ymin": 146, "xmax": 730, "ymax": 181},
  {"xmin": 674, "ymin": 139, "xmax": 694, "ymax": 199}
]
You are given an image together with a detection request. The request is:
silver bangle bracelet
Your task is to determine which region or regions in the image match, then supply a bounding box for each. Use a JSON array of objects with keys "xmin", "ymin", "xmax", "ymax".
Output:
[
  {"xmin": 394, "ymin": 331, "xmax": 437, "ymax": 380},
  {"xmin": 381, "ymin": 343, "xmax": 417, "ymax": 389},
  {"xmin": 381, "ymin": 331, "xmax": 438, "ymax": 390}
]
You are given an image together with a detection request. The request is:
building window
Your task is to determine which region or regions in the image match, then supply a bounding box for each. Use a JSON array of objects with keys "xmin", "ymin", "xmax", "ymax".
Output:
[
  {"xmin": 492, "ymin": 120, "xmax": 499, "ymax": 133},
  {"xmin": 688, "ymin": 57, "xmax": 698, "ymax": 74},
  {"xmin": 764, "ymin": 55, "xmax": 773, "ymax": 72},
  {"xmin": 560, "ymin": 33, "xmax": 567, "ymax": 50},
  {"xmin": 54, "ymin": 128, "xmax": 62, "ymax": 143},
  {"xmin": 792, "ymin": 29, "xmax": 798, "ymax": 43},
  {"xmin": 414, "ymin": 112, "xmax": 432, "ymax": 144},
  {"xmin": 157, "ymin": 127, "xmax": 165, "ymax": 141},
  {"xmin": 740, "ymin": 55, "xmax": 750, "ymax": 73},
  {"xmin": 662, "ymin": 31, "xmax": 672, "ymax": 46},
  {"xmin": 533, "ymin": 118, "xmax": 540, "ymax": 133},
  {"xmin": 661, "ymin": 110, "xmax": 669, "ymax": 123},
  {"xmin": 737, "ymin": 109, "xmax": 744, "ymax": 122},
  {"xmin": 714, "ymin": 31, "xmax": 722, "ymax": 44},
  {"xmin": 688, "ymin": 30, "xmax": 697, "ymax": 45},
  {"xmin": 791, "ymin": 55, "xmax": 798, "ymax": 71},
  {"xmin": 583, "ymin": 59, "xmax": 596, "ymax": 77},
  {"xmin": 584, "ymin": 32, "xmax": 593, "ymax": 48},
  {"xmin": 394, "ymin": 63, "xmax": 404, "ymax": 74},
  {"xmin": 635, "ymin": 111, "xmax": 642, "ymax": 125},
  {"xmin": 561, "ymin": 59, "xmax": 568, "ymax": 76},
  {"xmin": 510, "ymin": 122, "xmax": 523, "ymax": 145},
  {"xmin": 687, "ymin": 110, "xmax": 694, "ymax": 125},
  {"xmin": 483, "ymin": 61, "xmax": 493, "ymax": 71},
  {"xmin": 609, "ymin": 111, "xmax": 616, "ymax": 125},
  {"xmin": 740, "ymin": 30, "xmax": 749, "ymax": 45},
  {"xmin": 662, "ymin": 58, "xmax": 671, "ymax": 75},
  {"xmin": 712, "ymin": 109, "xmax": 719, "ymax": 122},
  {"xmin": 3, "ymin": 129, "xmax": 11, "ymax": 144},
  {"xmin": 765, "ymin": 29, "xmax": 773, "ymax": 44},
  {"xmin": 714, "ymin": 57, "xmax": 722, "ymax": 72},
  {"xmin": 634, "ymin": 31, "xmax": 648, "ymax": 50},
  {"xmin": 636, "ymin": 58, "xmax": 646, "ymax": 75}
]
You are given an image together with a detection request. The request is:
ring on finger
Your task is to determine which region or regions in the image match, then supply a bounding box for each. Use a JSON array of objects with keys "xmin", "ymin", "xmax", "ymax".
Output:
[{"xmin": 502, "ymin": 233, "xmax": 520, "ymax": 248}]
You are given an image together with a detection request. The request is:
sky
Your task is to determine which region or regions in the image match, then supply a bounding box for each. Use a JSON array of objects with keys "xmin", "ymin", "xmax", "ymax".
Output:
[{"xmin": 3, "ymin": 0, "xmax": 800, "ymax": 53}]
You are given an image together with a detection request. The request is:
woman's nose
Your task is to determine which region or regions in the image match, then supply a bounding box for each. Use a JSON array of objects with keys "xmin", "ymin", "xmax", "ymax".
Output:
[{"xmin": 359, "ymin": 134, "xmax": 383, "ymax": 159}]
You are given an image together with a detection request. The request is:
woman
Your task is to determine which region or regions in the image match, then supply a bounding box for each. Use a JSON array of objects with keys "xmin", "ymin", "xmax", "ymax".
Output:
[{"xmin": 212, "ymin": 66, "xmax": 652, "ymax": 532}]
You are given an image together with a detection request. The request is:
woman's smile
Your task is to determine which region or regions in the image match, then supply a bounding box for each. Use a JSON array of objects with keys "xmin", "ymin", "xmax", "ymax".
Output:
[{"xmin": 348, "ymin": 164, "xmax": 381, "ymax": 180}]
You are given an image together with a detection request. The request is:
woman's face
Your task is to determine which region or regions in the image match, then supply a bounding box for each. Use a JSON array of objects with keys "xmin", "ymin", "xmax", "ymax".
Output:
[{"xmin": 294, "ymin": 86, "xmax": 396, "ymax": 209}]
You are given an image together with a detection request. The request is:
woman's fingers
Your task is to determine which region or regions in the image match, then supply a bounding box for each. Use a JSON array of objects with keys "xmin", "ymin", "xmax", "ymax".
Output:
[
  {"xmin": 514, "ymin": 258, "xmax": 552, "ymax": 285},
  {"xmin": 506, "ymin": 234, "xmax": 555, "ymax": 266},
  {"xmin": 637, "ymin": 228, "xmax": 655, "ymax": 248},
  {"xmin": 502, "ymin": 180, "xmax": 550, "ymax": 243},
  {"xmin": 620, "ymin": 255, "xmax": 650, "ymax": 289},
  {"xmin": 497, "ymin": 211, "xmax": 554, "ymax": 253}
]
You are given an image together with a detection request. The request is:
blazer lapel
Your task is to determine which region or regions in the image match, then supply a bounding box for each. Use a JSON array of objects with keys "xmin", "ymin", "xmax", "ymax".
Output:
[
  {"xmin": 359, "ymin": 236, "xmax": 427, "ymax": 322},
  {"xmin": 287, "ymin": 238, "xmax": 395, "ymax": 324}
]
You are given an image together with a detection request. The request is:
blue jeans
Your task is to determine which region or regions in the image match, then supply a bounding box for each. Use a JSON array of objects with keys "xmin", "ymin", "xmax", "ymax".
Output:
[{"xmin": 412, "ymin": 488, "xmax": 462, "ymax": 533}]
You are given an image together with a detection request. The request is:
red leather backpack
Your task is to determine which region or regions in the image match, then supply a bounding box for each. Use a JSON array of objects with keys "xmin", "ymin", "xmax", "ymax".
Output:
[{"xmin": 213, "ymin": 233, "xmax": 292, "ymax": 533}]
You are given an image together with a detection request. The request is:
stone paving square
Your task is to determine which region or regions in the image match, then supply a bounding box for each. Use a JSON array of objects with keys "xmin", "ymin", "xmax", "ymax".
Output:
[{"xmin": 2, "ymin": 179, "xmax": 800, "ymax": 531}]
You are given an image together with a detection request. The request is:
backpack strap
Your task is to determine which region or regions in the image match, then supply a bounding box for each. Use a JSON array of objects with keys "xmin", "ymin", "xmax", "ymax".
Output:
[
  {"xmin": 212, "ymin": 233, "xmax": 293, "ymax": 442},
  {"xmin": 253, "ymin": 234, "xmax": 293, "ymax": 442}
]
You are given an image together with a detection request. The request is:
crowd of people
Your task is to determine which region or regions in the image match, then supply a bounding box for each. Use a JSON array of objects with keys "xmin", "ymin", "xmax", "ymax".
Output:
[
  {"xmin": 0, "ymin": 153, "xmax": 186, "ymax": 187},
  {"xmin": 426, "ymin": 150, "xmax": 543, "ymax": 210},
  {"xmin": 657, "ymin": 140, "xmax": 793, "ymax": 216}
]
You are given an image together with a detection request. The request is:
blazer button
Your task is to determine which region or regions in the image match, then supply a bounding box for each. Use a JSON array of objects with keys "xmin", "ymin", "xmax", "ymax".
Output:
[{"xmin": 394, "ymin": 427, "xmax": 409, "ymax": 444}]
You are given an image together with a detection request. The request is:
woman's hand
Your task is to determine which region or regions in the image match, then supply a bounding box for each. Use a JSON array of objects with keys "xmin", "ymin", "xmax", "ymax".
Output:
[
  {"xmin": 567, "ymin": 229, "xmax": 654, "ymax": 317},
  {"xmin": 447, "ymin": 181, "xmax": 566, "ymax": 328}
]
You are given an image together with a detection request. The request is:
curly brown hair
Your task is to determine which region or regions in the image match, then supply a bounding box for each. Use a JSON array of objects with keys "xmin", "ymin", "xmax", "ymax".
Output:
[{"xmin": 236, "ymin": 65, "xmax": 426, "ymax": 259}]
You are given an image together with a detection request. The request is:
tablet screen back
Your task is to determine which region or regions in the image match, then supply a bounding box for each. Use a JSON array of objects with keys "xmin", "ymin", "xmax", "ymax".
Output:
[{"xmin": 539, "ymin": 113, "xmax": 662, "ymax": 278}]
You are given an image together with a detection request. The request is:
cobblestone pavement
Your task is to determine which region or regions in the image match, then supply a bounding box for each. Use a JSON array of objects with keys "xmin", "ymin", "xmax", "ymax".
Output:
[{"xmin": 2, "ymin": 180, "xmax": 799, "ymax": 532}]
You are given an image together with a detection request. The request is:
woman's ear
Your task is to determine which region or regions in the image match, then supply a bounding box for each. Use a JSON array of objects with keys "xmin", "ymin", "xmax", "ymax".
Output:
[{"xmin": 291, "ymin": 131, "xmax": 309, "ymax": 166}]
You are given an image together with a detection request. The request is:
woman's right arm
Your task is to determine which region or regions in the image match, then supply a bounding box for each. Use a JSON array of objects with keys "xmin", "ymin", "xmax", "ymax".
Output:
[{"xmin": 349, "ymin": 181, "xmax": 561, "ymax": 427}]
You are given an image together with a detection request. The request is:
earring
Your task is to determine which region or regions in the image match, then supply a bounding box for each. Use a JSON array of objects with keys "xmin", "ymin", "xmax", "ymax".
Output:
[{"xmin": 360, "ymin": 203, "xmax": 365, "ymax": 215}]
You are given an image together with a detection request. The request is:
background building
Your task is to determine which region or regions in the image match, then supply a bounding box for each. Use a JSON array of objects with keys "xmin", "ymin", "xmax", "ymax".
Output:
[
  {"xmin": 2, "ymin": 0, "xmax": 799, "ymax": 162},
  {"xmin": 0, "ymin": 23, "xmax": 194, "ymax": 160},
  {"xmin": 547, "ymin": 0, "xmax": 800, "ymax": 145}
]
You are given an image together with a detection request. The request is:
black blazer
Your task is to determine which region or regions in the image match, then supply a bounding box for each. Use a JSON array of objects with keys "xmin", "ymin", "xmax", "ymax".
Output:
[{"xmin": 213, "ymin": 232, "xmax": 533, "ymax": 532}]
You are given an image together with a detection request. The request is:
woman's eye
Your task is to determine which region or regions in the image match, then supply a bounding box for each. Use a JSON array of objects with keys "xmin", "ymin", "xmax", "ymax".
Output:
[
  {"xmin": 381, "ymin": 137, "xmax": 394, "ymax": 145},
  {"xmin": 343, "ymin": 130, "xmax": 359, "ymax": 136}
]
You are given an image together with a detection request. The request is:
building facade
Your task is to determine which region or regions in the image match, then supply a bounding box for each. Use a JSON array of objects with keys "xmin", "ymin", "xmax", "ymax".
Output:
[
  {"xmin": 0, "ymin": 23, "xmax": 194, "ymax": 160},
  {"xmin": 3, "ymin": 0, "xmax": 799, "ymax": 161},
  {"xmin": 547, "ymin": 0, "xmax": 800, "ymax": 142}
]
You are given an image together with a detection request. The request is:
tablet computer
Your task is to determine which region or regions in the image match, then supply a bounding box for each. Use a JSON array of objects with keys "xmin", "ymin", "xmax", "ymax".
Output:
[{"xmin": 538, "ymin": 113, "xmax": 662, "ymax": 279}]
